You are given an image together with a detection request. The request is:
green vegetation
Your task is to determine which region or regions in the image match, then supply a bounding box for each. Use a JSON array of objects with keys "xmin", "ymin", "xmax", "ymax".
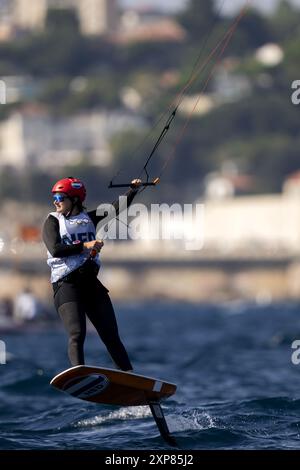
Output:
[{"xmin": 0, "ymin": 0, "xmax": 299, "ymax": 202}]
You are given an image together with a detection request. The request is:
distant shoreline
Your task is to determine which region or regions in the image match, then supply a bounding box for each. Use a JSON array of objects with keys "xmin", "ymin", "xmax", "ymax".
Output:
[{"xmin": 0, "ymin": 261, "xmax": 299, "ymax": 304}]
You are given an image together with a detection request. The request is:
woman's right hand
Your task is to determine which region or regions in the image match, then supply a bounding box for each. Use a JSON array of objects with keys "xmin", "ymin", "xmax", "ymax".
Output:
[{"xmin": 83, "ymin": 240, "xmax": 104, "ymax": 254}]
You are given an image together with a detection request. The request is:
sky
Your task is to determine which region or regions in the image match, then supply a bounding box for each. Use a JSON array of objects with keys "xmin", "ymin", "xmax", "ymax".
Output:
[{"xmin": 120, "ymin": 0, "xmax": 300, "ymax": 14}]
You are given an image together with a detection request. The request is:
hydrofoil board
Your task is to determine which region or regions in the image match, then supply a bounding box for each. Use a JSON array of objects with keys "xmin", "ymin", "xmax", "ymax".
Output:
[{"xmin": 50, "ymin": 365, "xmax": 176, "ymax": 406}]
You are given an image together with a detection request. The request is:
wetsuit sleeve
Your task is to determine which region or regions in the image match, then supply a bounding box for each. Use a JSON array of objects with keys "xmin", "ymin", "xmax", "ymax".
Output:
[
  {"xmin": 88, "ymin": 188, "xmax": 139, "ymax": 226},
  {"xmin": 42, "ymin": 215, "xmax": 84, "ymax": 257}
]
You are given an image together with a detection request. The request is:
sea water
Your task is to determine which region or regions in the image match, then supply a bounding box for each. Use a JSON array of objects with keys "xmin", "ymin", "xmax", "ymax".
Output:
[{"xmin": 1, "ymin": 301, "xmax": 300, "ymax": 450}]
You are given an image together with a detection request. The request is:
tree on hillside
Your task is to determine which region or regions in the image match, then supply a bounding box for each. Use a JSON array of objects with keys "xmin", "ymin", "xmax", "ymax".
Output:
[
  {"xmin": 178, "ymin": 0, "xmax": 219, "ymax": 41},
  {"xmin": 222, "ymin": 9, "xmax": 274, "ymax": 56},
  {"xmin": 270, "ymin": 0, "xmax": 300, "ymax": 43},
  {"xmin": 45, "ymin": 8, "xmax": 80, "ymax": 36}
]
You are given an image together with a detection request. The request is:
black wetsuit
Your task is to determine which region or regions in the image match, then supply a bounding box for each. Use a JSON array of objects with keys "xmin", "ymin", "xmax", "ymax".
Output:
[{"xmin": 42, "ymin": 190, "xmax": 137, "ymax": 369}]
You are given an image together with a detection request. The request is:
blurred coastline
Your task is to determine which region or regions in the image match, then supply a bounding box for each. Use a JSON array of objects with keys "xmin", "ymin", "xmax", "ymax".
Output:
[
  {"xmin": 0, "ymin": 179, "xmax": 300, "ymax": 308},
  {"xmin": 1, "ymin": 251, "xmax": 299, "ymax": 304},
  {"xmin": 0, "ymin": 0, "xmax": 300, "ymax": 326}
]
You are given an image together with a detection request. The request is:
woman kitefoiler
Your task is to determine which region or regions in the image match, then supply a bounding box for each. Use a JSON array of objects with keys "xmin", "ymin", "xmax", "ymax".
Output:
[{"xmin": 42, "ymin": 176, "xmax": 141, "ymax": 371}]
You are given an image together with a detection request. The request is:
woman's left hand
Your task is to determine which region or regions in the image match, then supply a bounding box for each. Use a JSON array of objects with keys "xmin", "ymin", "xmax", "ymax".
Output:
[{"xmin": 130, "ymin": 179, "xmax": 142, "ymax": 188}]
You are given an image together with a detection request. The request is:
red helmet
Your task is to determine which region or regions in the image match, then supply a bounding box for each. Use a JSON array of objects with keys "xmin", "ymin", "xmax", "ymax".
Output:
[{"xmin": 52, "ymin": 177, "xmax": 86, "ymax": 202}]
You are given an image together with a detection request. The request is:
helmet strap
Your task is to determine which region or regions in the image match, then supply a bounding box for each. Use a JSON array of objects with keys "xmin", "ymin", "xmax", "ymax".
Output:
[{"xmin": 66, "ymin": 197, "xmax": 80, "ymax": 218}]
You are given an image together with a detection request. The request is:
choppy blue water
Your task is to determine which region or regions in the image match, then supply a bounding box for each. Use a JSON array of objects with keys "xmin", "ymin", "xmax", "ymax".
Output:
[{"xmin": 1, "ymin": 301, "xmax": 300, "ymax": 450}]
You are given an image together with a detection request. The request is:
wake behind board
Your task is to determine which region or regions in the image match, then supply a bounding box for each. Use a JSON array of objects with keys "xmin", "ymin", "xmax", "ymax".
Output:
[{"xmin": 50, "ymin": 365, "xmax": 177, "ymax": 446}]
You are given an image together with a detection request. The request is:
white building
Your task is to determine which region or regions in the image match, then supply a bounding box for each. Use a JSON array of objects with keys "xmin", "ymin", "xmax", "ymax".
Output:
[
  {"xmin": 114, "ymin": 189, "xmax": 300, "ymax": 258},
  {"xmin": 78, "ymin": 0, "xmax": 119, "ymax": 36},
  {"xmin": 14, "ymin": 0, "xmax": 47, "ymax": 31},
  {"xmin": 13, "ymin": 0, "xmax": 119, "ymax": 35},
  {"xmin": 201, "ymin": 194, "xmax": 300, "ymax": 255},
  {"xmin": 0, "ymin": 109, "xmax": 146, "ymax": 168},
  {"xmin": 282, "ymin": 171, "xmax": 300, "ymax": 198},
  {"xmin": 0, "ymin": 76, "xmax": 41, "ymax": 104},
  {"xmin": 255, "ymin": 43, "xmax": 284, "ymax": 67}
]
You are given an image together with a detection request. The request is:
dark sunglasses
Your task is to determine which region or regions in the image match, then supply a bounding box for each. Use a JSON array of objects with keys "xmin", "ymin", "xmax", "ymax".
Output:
[{"xmin": 53, "ymin": 194, "xmax": 68, "ymax": 203}]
